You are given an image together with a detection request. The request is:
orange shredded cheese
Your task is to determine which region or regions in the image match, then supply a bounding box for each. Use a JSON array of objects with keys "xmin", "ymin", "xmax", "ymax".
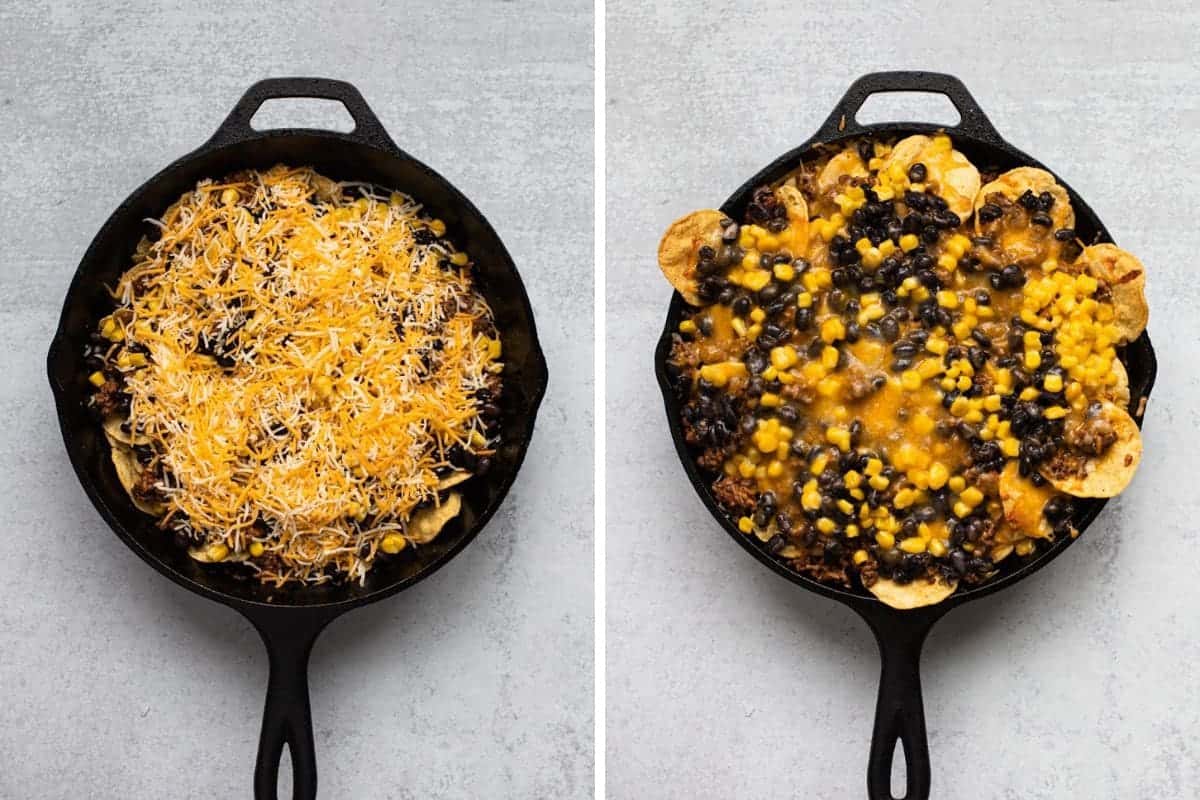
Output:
[{"xmin": 101, "ymin": 165, "xmax": 501, "ymax": 585}]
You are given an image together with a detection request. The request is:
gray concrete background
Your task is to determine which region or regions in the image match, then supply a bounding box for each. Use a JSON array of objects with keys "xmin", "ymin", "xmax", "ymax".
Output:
[
  {"xmin": 608, "ymin": 2, "xmax": 1200, "ymax": 798},
  {"xmin": 0, "ymin": 2, "xmax": 591, "ymax": 799}
]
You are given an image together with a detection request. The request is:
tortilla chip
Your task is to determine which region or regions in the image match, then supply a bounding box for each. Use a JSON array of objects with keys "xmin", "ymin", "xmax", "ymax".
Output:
[
  {"xmin": 773, "ymin": 184, "xmax": 810, "ymax": 255},
  {"xmin": 408, "ymin": 491, "xmax": 462, "ymax": 545},
  {"xmin": 816, "ymin": 147, "xmax": 869, "ymax": 195},
  {"xmin": 437, "ymin": 471, "xmax": 473, "ymax": 490},
  {"xmin": 869, "ymin": 575, "xmax": 958, "ymax": 610},
  {"xmin": 999, "ymin": 461, "xmax": 1054, "ymax": 539},
  {"xmin": 1077, "ymin": 244, "xmax": 1149, "ymax": 343},
  {"xmin": 1040, "ymin": 403, "xmax": 1142, "ymax": 498},
  {"xmin": 974, "ymin": 167, "xmax": 1075, "ymax": 232},
  {"xmin": 102, "ymin": 414, "xmax": 150, "ymax": 446},
  {"xmin": 879, "ymin": 134, "xmax": 980, "ymax": 219},
  {"xmin": 1103, "ymin": 357, "xmax": 1131, "ymax": 409},
  {"xmin": 657, "ymin": 210, "xmax": 724, "ymax": 305},
  {"xmin": 109, "ymin": 442, "xmax": 166, "ymax": 515}
]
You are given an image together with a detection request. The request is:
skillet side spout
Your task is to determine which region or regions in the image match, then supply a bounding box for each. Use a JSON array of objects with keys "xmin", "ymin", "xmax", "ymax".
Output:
[
  {"xmin": 241, "ymin": 605, "xmax": 343, "ymax": 800},
  {"xmin": 850, "ymin": 601, "xmax": 949, "ymax": 800}
]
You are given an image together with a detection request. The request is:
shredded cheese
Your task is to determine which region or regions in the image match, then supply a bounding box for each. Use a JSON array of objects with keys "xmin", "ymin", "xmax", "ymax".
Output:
[{"xmin": 99, "ymin": 166, "xmax": 501, "ymax": 585}]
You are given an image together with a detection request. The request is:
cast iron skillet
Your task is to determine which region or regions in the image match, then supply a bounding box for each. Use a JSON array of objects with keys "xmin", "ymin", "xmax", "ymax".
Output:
[
  {"xmin": 654, "ymin": 72, "xmax": 1156, "ymax": 800},
  {"xmin": 46, "ymin": 78, "xmax": 548, "ymax": 799}
]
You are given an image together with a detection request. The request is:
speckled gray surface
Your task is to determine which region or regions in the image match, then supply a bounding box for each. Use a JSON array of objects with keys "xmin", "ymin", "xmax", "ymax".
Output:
[
  {"xmin": 0, "ymin": 2, "xmax": 592, "ymax": 798},
  {"xmin": 607, "ymin": 2, "xmax": 1199, "ymax": 798}
]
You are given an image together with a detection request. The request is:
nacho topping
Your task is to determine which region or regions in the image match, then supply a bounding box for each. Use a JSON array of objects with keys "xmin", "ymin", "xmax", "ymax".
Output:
[
  {"xmin": 85, "ymin": 166, "xmax": 502, "ymax": 585},
  {"xmin": 662, "ymin": 134, "xmax": 1148, "ymax": 608}
]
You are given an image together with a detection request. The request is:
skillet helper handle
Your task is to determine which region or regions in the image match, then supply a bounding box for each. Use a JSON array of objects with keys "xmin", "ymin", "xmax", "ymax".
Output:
[
  {"xmin": 245, "ymin": 608, "xmax": 338, "ymax": 800},
  {"xmin": 855, "ymin": 605, "xmax": 946, "ymax": 800},
  {"xmin": 816, "ymin": 71, "xmax": 1003, "ymax": 145},
  {"xmin": 205, "ymin": 77, "xmax": 396, "ymax": 149}
]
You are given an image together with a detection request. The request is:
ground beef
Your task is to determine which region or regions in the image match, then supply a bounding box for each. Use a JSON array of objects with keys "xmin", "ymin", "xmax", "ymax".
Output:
[
  {"xmin": 132, "ymin": 464, "xmax": 160, "ymax": 502},
  {"xmin": 711, "ymin": 475, "xmax": 756, "ymax": 514},
  {"xmin": 792, "ymin": 556, "xmax": 852, "ymax": 588},
  {"xmin": 845, "ymin": 366, "xmax": 884, "ymax": 401},
  {"xmin": 94, "ymin": 378, "xmax": 127, "ymax": 416},
  {"xmin": 696, "ymin": 446, "xmax": 731, "ymax": 471},
  {"xmin": 1066, "ymin": 410, "xmax": 1118, "ymax": 455},
  {"xmin": 670, "ymin": 336, "xmax": 701, "ymax": 369},
  {"xmin": 781, "ymin": 382, "xmax": 815, "ymax": 404},
  {"xmin": 858, "ymin": 559, "xmax": 879, "ymax": 588}
]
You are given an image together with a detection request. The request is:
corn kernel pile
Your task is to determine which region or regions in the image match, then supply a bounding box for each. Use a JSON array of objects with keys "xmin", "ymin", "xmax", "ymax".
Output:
[{"xmin": 662, "ymin": 135, "xmax": 1146, "ymax": 607}]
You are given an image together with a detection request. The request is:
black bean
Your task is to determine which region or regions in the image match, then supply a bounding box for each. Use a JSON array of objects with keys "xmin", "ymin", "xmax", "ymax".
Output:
[
  {"xmin": 1001, "ymin": 263, "xmax": 1024, "ymax": 287},
  {"xmin": 978, "ymin": 203, "xmax": 1003, "ymax": 223},
  {"xmin": 880, "ymin": 317, "xmax": 900, "ymax": 342},
  {"xmin": 733, "ymin": 295, "xmax": 751, "ymax": 316},
  {"xmin": 1018, "ymin": 190, "xmax": 1039, "ymax": 211},
  {"xmin": 758, "ymin": 283, "xmax": 781, "ymax": 304},
  {"xmin": 794, "ymin": 308, "xmax": 813, "ymax": 331},
  {"xmin": 1030, "ymin": 212, "xmax": 1053, "ymax": 227},
  {"xmin": 891, "ymin": 358, "xmax": 913, "ymax": 372},
  {"xmin": 1036, "ymin": 191, "xmax": 1055, "ymax": 211},
  {"xmin": 907, "ymin": 163, "xmax": 928, "ymax": 183}
]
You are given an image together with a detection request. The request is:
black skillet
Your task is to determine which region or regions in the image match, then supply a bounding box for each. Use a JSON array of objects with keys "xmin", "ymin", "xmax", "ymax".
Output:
[
  {"xmin": 654, "ymin": 72, "xmax": 1156, "ymax": 800},
  {"xmin": 46, "ymin": 78, "xmax": 548, "ymax": 800}
]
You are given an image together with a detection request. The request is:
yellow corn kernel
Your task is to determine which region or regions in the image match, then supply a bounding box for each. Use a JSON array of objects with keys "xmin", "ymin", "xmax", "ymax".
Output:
[
  {"xmin": 88, "ymin": 371, "xmax": 106, "ymax": 387},
  {"xmin": 738, "ymin": 516, "xmax": 754, "ymax": 534},
  {"xmin": 925, "ymin": 336, "xmax": 948, "ymax": 356},
  {"xmin": 960, "ymin": 487, "xmax": 984, "ymax": 507},
  {"xmin": 824, "ymin": 425, "xmax": 850, "ymax": 452},
  {"xmin": 810, "ymin": 453, "xmax": 829, "ymax": 475},
  {"xmin": 737, "ymin": 459, "xmax": 756, "ymax": 479},
  {"xmin": 820, "ymin": 346, "xmax": 840, "ymax": 370},
  {"xmin": 771, "ymin": 346, "xmax": 798, "ymax": 370},
  {"xmin": 766, "ymin": 460, "xmax": 784, "ymax": 478},
  {"xmin": 937, "ymin": 290, "xmax": 959, "ymax": 309},
  {"xmin": 928, "ymin": 538, "xmax": 949, "ymax": 558},
  {"xmin": 731, "ymin": 317, "xmax": 747, "ymax": 337},
  {"xmin": 983, "ymin": 394, "xmax": 1002, "ymax": 412},
  {"xmin": 748, "ymin": 308, "xmax": 766, "ymax": 324},
  {"xmin": 876, "ymin": 531, "xmax": 896, "ymax": 549},
  {"xmin": 379, "ymin": 533, "xmax": 406, "ymax": 554},
  {"xmin": 899, "ymin": 233, "xmax": 919, "ymax": 252},
  {"xmin": 853, "ymin": 549, "xmax": 869, "ymax": 565},
  {"xmin": 429, "ymin": 219, "xmax": 447, "ymax": 237},
  {"xmin": 206, "ymin": 543, "xmax": 230, "ymax": 562},
  {"xmin": 951, "ymin": 501, "xmax": 971, "ymax": 518},
  {"xmin": 248, "ymin": 541, "xmax": 265, "ymax": 557},
  {"xmin": 912, "ymin": 413, "xmax": 935, "ymax": 435},
  {"xmin": 742, "ymin": 270, "xmax": 771, "ymax": 292},
  {"xmin": 1044, "ymin": 373, "xmax": 1064, "ymax": 393},
  {"xmin": 928, "ymin": 462, "xmax": 949, "ymax": 490},
  {"xmin": 678, "ymin": 320, "xmax": 697, "ymax": 335},
  {"xmin": 893, "ymin": 488, "xmax": 917, "ymax": 509},
  {"xmin": 820, "ymin": 317, "xmax": 846, "ymax": 343},
  {"xmin": 864, "ymin": 458, "xmax": 883, "ymax": 477},
  {"xmin": 797, "ymin": 291, "xmax": 814, "ymax": 309},
  {"xmin": 900, "ymin": 369, "xmax": 922, "ymax": 391},
  {"xmin": 947, "ymin": 476, "xmax": 966, "ymax": 494},
  {"xmin": 762, "ymin": 366, "xmax": 779, "ymax": 382},
  {"xmin": 488, "ymin": 338, "xmax": 503, "ymax": 359},
  {"xmin": 1025, "ymin": 350, "xmax": 1042, "ymax": 370},
  {"xmin": 1043, "ymin": 406, "xmax": 1069, "ymax": 420},
  {"xmin": 900, "ymin": 537, "xmax": 927, "ymax": 554},
  {"xmin": 449, "ymin": 251, "xmax": 470, "ymax": 267},
  {"xmin": 1000, "ymin": 437, "xmax": 1020, "ymax": 458},
  {"xmin": 773, "ymin": 262, "xmax": 795, "ymax": 282},
  {"xmin": 1019, "ymin": 386, "xmax": 1040, "ymax": 401},
  {"xmin": 949, "ymin": 396, "xmax": 969, "ymax": 417},
  {"xmin": 868, "ymin": 474, "xmax": 890, "ymax": 491},
  {"xmin": 937, "ymin": 254, "xmax": 958, "ymax": 271},
  {"xmin": 816, "ymin": 517, "xmax": 837, "ymax": 534},
  {"xmin": 817, "ymin": 377, "xmax": 841, "ymax": 397},
  {"xmin": 916, "ymin": 359, "xmax": 943, "ymax": 380}
]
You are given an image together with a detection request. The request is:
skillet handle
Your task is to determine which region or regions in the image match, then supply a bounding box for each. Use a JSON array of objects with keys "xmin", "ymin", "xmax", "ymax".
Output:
[
  {"xmin": 205, "ymin": 77, "xmax": 397, "ymax": 149},
  {"xmin": 241, "ymin": 606, "xmax": 340, "ymax": 800},
  {"xmin": 853, "ymin": 603, "xmax": 947, "ymax": 800},
  {"xmin": 815, "ymin": 71, "xmax": 1003, "ymax": 145}
]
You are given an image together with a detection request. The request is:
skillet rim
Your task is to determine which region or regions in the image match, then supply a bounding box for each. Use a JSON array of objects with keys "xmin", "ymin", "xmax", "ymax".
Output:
[
  {"xmin": 653, "ymin": 120, "xmax": 1157, "ymax": 610},
  {"xmin": 47, "ymin": 127, "xmax": 549, "ymax": 614}
]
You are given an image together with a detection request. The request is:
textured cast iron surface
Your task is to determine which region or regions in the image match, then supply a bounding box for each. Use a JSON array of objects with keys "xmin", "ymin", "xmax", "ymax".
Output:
[
  {"xmin": 653, "ymin": 72, "xmax": 1157, "ymax": 800},
  {"xmin": 47, "ymin": 78, "xmax": 548, "ymax": 800}
]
